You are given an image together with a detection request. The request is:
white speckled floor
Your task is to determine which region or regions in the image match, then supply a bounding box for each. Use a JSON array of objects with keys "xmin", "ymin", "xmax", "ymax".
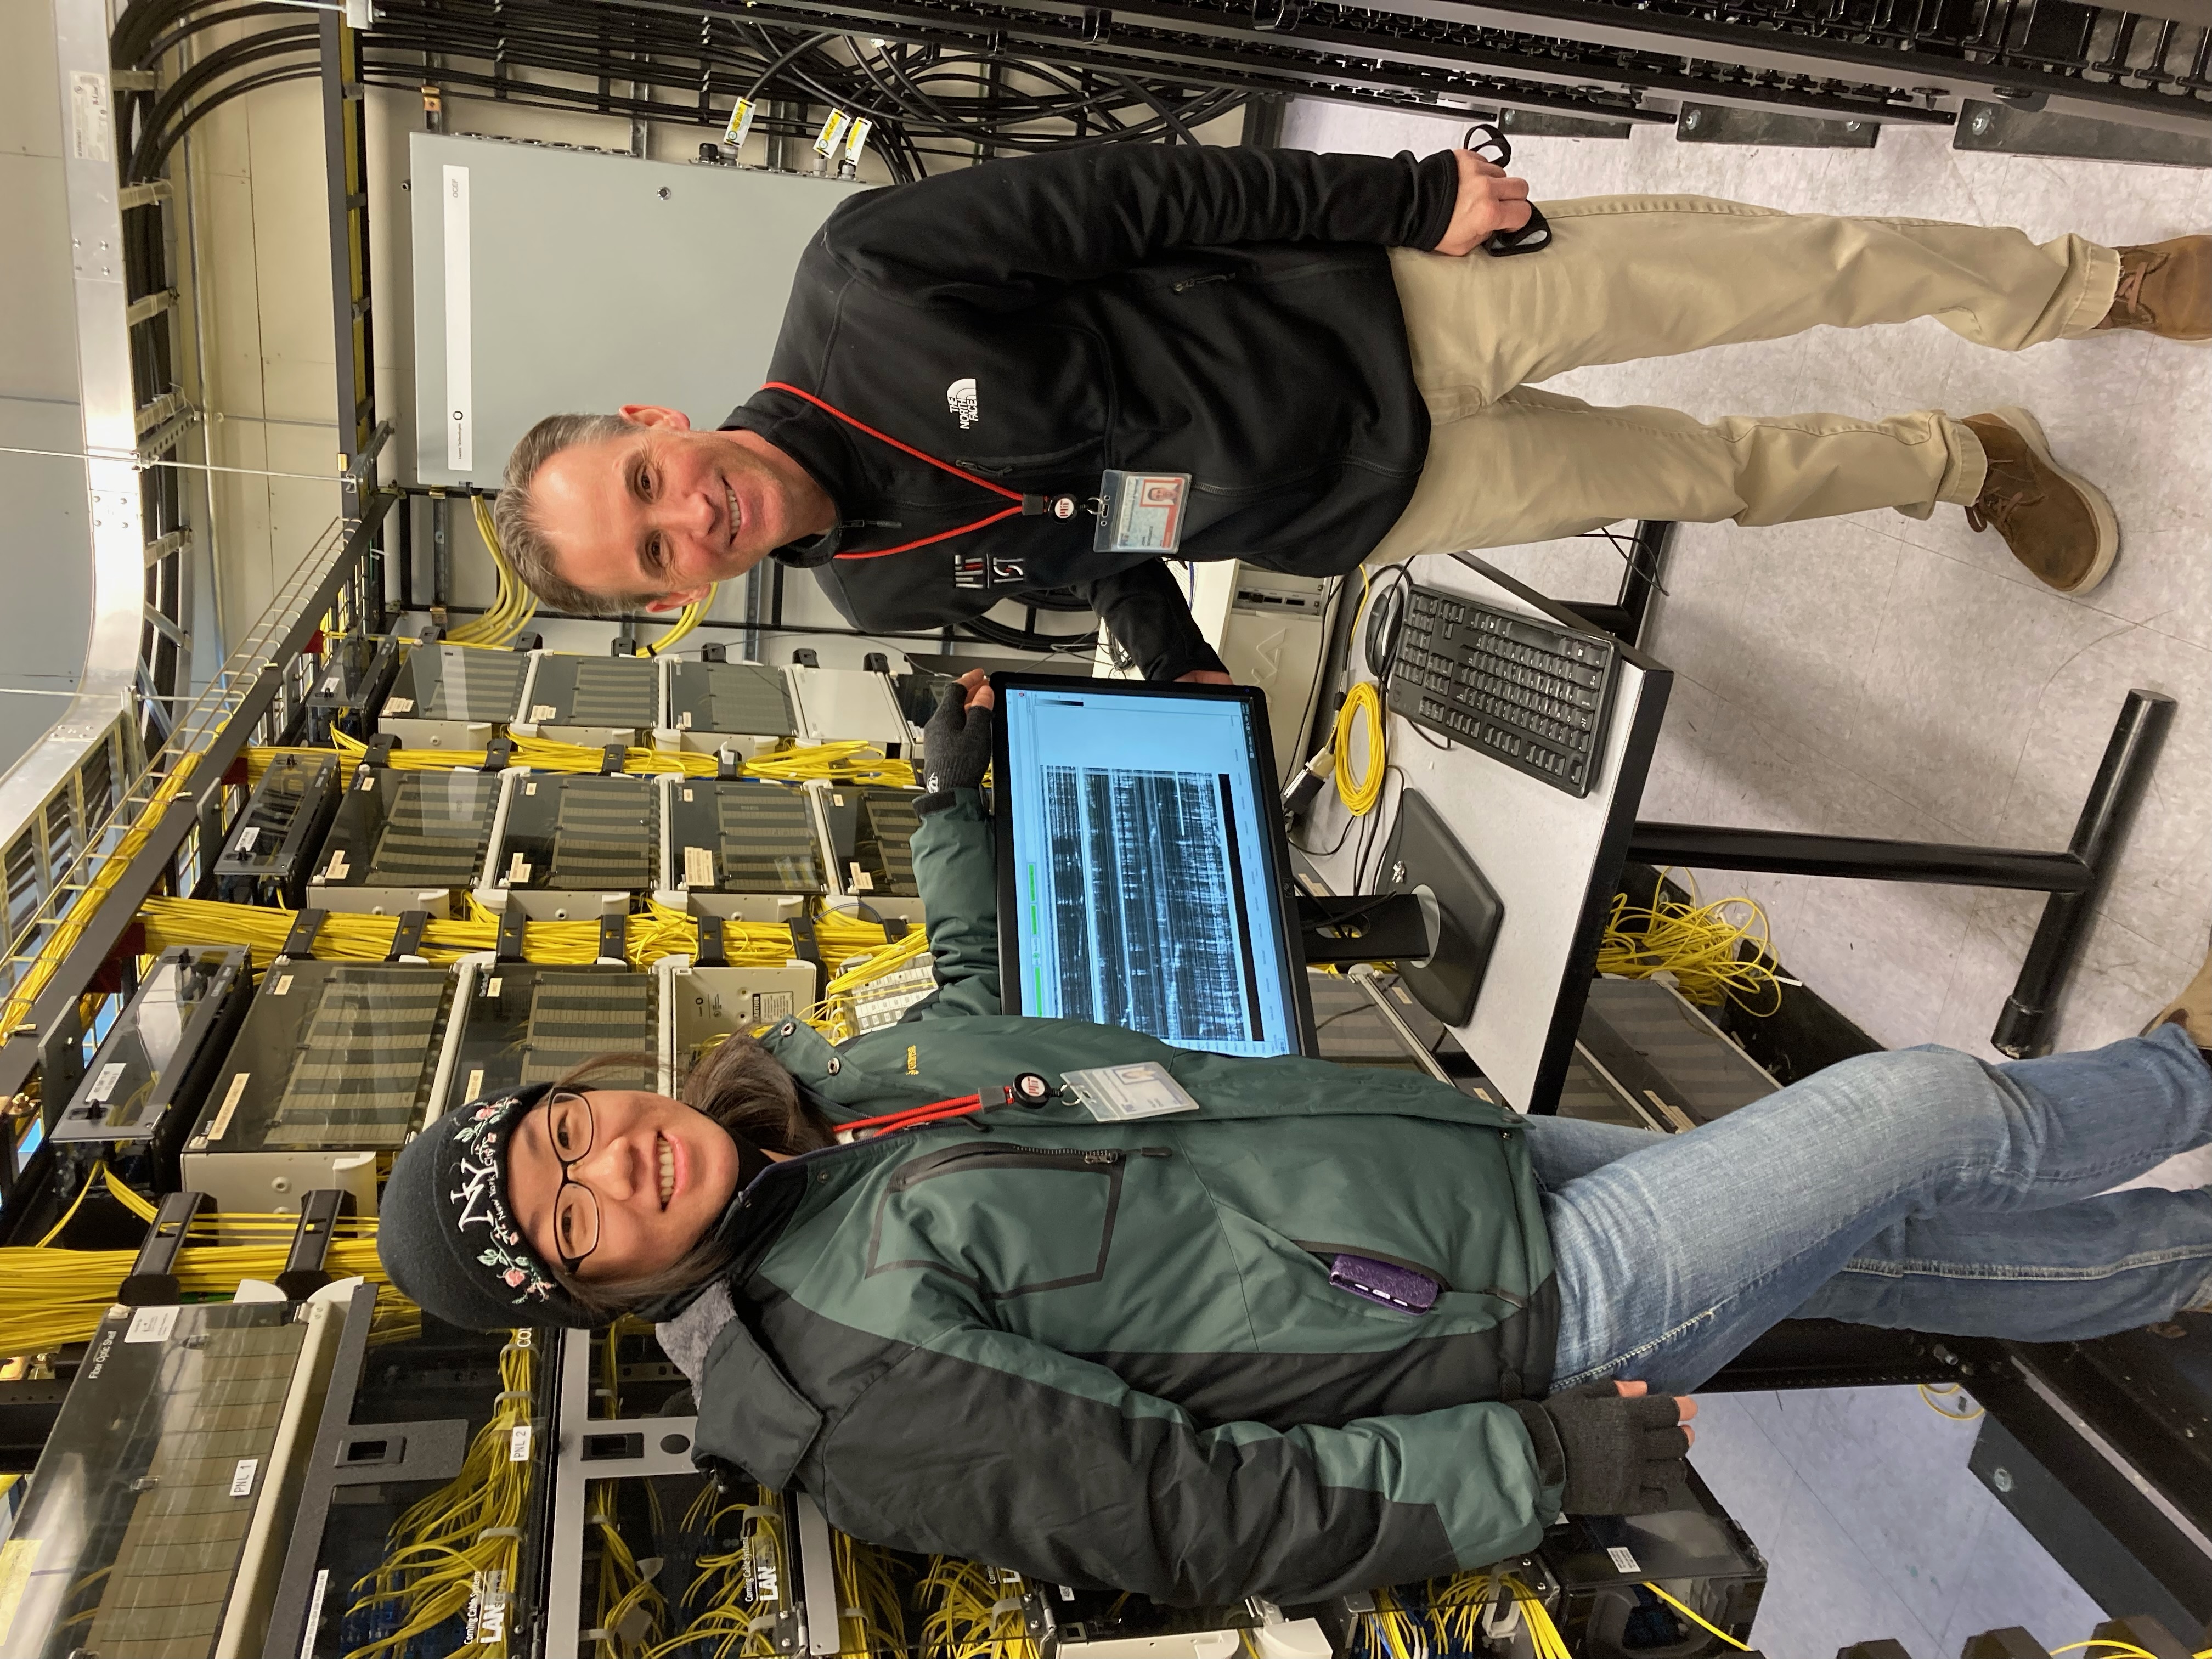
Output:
[{"xmin": 1284, "ymin": 100, "xmax": 2210, "ymax": 1656}]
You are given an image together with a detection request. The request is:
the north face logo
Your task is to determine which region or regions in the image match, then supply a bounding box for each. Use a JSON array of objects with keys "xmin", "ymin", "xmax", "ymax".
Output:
[{"xmin": 946, "ymin": 377, "xmax": 979, "ymax": 430}]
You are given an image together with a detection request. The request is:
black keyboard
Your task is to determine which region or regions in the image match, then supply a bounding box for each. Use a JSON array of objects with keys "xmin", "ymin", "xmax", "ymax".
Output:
[{"xmin": 1386, "ymin": 584, "xmax": 1620, "ymax": 797}]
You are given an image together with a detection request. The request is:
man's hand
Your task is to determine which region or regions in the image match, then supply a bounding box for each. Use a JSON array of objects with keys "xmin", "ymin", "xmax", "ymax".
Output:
[
  {"xmin": 1431, "ymin": 150, "xmax": 1534, "ymax": 258},
  {"xmin": 1175, "ymin": 669, "xmax": 1234, "ymax": 686}
]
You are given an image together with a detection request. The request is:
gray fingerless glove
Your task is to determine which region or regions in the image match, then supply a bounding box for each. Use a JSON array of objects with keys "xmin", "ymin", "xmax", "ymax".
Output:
[
  {"xmin": 917, "ymin": 682, "xmax": 995, "ymax": 816},
  {"xmin": 1510, "ymin": 1383, "xmax": 1692, "ymax": 1516}
]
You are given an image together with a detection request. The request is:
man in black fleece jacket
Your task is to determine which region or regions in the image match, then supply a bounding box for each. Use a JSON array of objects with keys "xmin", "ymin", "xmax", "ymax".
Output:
[{"xmin": 493, "ymin": 143, "xmax": 2204, "ymax": 677}]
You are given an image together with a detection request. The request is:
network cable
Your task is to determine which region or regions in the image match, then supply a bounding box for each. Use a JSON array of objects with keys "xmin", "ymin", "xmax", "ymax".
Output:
[
  {"xmin": 1595, "ymin": 872, "xmax": 1793, "ymax": 1015},
  {"xmin": 343, "ymin": 1328, "xmax": 539, "ymax": 1659}
]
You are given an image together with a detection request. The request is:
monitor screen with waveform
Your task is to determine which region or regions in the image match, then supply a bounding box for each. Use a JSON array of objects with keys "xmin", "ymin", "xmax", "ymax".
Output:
[{"xmin": 995, "ymin": 680, "xmax": 1307, "ymax": 1057}]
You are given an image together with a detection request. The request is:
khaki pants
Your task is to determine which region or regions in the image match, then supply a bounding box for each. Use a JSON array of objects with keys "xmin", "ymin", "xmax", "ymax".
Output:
[{"xmin": 1370, "ymin": 195, "xmax": 2121, "ymax": 561}]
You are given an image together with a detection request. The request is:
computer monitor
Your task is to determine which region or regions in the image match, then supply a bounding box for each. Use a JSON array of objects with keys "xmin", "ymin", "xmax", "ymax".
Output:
[{"xmin": 991, "ymin": 675, "xmax": 1317, "ymax": 1058}]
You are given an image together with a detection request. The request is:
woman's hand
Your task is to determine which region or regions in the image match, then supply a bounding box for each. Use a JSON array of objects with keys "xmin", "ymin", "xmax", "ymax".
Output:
[
  {"xmin": 1531, "ymin": 1379, "xmax": 1699, "ymax": 1516},
  {"xmin": 1432, "ymin": 150, "xmax": 1534, "ymax": 258}
]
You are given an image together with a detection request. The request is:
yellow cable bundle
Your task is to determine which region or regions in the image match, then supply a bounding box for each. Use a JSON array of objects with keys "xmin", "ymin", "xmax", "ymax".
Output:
[
  {"xmin": 642, "ymin": 589, "xmax": 716, "ymax": 657},
  {"xmin": 345, "ymin": 1329, "xmax": 539, "ymax": 1659},
  {"xmin": 833, "ymin": 1532, "xmax": 908, "ymax": 1658},
  {"xmin": 0, "ymin": 1208, "xmax": 401, "ymax": 1356},
  {"xmin": 1481, "ymin": 1577, "xmax": 1565, "ymax": 1659},
  {"xmin": 246, "ymin": 744, "xmax": 362, "ymax": 788},
  {"xmin": 1334, "ymin": 681, "xmax": 1386, "ymax": 816},
  {"xmin": 1351, "ymin": 1584, "xmax": 1424, "ymax": 1659},
  {"xmin": 136, "ymin": 894, "xmax": 801, "ymax": 973},
  {"xmin": 444, "ymin": 498, "xmax": 539, "ymax": 650},
  {"xmin": 916, "ymin": 1558, "xmax": 1036, "ymax": 1659},
  {"xmin": 652, "ymin": 1491, "xmax": 789, "ymax": 1659},
  {"xmin": 1595, "ymin": 871, "xmax": 1792, "ymax": 1016}
]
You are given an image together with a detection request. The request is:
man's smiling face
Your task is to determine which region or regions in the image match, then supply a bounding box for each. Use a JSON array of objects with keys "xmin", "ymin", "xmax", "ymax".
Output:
[{"xmin": 527, "ymin": 407, "xmax": 821, "ymax": 612}]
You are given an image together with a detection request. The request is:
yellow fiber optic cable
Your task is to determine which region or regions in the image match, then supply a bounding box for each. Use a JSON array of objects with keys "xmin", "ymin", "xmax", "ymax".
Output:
[
  {"xmin": 0, "ymin": 749, "xmax": 201, "ymax": 1041},
  {"xmin": 1637, "ymin": 1581, "xmax": 1750, "ymax": 1651},
  {"xmin": 643, "ymin": 589, "xmax": 716, "ymax": 657},
  {"xmin": 1333, "ymin": 681, "xmax": 1386, "ymax": 817},
  {"xmin": 1499, "ymin": 1577, "xmax": 1571, "ymax": 1659},
  {"xmin": 0, "ymin": 1219, "xmax": 400, "ymax": 1356},
  {"xmin": 1595, "ymin": 871, "xmax": 1792, "ymax": 1015},
  {"xmin": 345, "ymin": 1329, "xmax": 538, "ymax": 1659},
  {"xmin": 245, "ymin": 745, "xmax": 362, "ymax": 788}
]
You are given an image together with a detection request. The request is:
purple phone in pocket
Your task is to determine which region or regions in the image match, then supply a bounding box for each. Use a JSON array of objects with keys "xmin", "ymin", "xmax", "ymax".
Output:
[{"xmin": 1329, "ymin": 1254, "xmax": 1439, "ymax": 1315}]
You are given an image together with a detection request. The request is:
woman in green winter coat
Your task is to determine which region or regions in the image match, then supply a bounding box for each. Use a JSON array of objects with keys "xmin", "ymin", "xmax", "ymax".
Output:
[{"xmin": 381, "ymin": 675, "xmax": 2212, "ymax": 1607}]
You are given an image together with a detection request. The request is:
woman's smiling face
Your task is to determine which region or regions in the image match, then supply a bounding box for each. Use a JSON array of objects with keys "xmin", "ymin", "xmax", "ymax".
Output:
[{"xmin": 504, "ymin": 1088, "xmax": 743, "ymax": 1282}]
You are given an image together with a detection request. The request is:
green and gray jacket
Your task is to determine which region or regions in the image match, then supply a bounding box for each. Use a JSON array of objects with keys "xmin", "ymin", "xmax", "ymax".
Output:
[{"xmin": 660, "ymin": 789, "xmax": 1564, "ymax": 1605}]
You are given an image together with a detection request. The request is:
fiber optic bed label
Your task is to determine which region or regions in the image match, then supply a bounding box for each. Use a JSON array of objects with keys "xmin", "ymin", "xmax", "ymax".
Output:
[
  {"xmin": 1606, "ymin": 1545, "xmax": 1640, "ymax": 1575},
  {"xmin": 125, "ymin": 1304, "xmax": 179, "ymax": 1344},
  {"xmin": 508, "ymin": 1425, "xmax": 532, "ymax": 1462},
  {"xmin": 684, "ymin": 846, "xmax": 714, "ymax": 887},
  {"xmin": 385, "ymin": 696, "xmax": 414, "ymax": 715},
  {"xmin": 236, "ymin": 826, "xmax": 260, "ymax": 854},
  {"xmin": 208, "ymin": 1071, "xmax": 251, "ymax": 1141},
  {"xmin": 86, "ymin": 1062, "xmax": 127, "ymax": 1104}
]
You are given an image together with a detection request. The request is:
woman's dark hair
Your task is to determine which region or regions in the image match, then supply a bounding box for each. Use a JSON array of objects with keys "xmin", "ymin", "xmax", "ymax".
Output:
[{"xmin": 540, "ymin": 1036, "xmax": 832, "ymax": 1319}]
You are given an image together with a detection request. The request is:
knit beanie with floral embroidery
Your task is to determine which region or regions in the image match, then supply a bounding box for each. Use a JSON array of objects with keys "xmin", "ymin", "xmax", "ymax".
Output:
[{"xmin": 378, "ymin": 1083, "xmax": 595, "ymax": 1331}]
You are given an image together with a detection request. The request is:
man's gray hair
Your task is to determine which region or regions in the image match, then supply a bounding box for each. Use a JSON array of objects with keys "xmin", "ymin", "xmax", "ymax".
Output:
[{"xmin": 493, "ymin": 412, "xmax": 640, "ymax": 617}]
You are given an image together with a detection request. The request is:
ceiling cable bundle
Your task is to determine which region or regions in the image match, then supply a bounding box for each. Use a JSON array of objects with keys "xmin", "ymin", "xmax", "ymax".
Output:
[{"xmin": 343, "ymin": 1329, "xmax": 540, "ymax": 1659}]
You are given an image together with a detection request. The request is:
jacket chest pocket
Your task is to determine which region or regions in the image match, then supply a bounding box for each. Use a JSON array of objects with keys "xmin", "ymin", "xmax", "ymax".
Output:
[{"xmin": 866, "ymin": 1142, "xmax": 1149, "ymax": 1299}]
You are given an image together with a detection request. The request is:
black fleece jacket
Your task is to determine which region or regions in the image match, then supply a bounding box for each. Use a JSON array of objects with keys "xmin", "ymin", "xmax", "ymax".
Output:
[{"xmin": 724, "ymin": 144, "xmax": 1459, "ymax": 680}]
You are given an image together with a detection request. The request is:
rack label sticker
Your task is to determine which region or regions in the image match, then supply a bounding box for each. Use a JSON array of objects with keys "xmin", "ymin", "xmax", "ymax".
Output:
[
  {"xmin": 486, "ymin": 977, "xmax": 502, "ymax": 998},
  {"xmin": 69, "ymin": 71, "xmax": 110, "ymax": 163},
  {"xmin": 1064, "ymin": 1062, "xmax": 1200, "ymax": 1122},
  {"xmin": 86, "ymin": 1062, "xmax": 127, "ymax": 1104},
  {"xmin": 273, "ymin": 975, "xmax": 293, "ymax": 997},
  {"xmin": 236, "ymin": 826, "xmax": 261, "ymax": 854},
  {"xmin": 324, "ymin": 850, "xmax": 349, "ymax": 881},
  {"xmin": 465, "ymin": 1067, "xmax": 484, "ymax": 1102},
  {"xmin": 443, "ymin": 164, "xmax": 473, "ymax": 471},
  {"xmin": 0, "ymin": 1536, "xmax": 43, "ymax": 1646},
  {"xmin": 1606, "ymin": 1546, "xmax": 1640, "ymax": 1575},
  {"xmin": 208, "ymin": 1071, "xmax": 251, "ymax": 1141},
  {"xmin": 525, "ymin": 781, "xmax": 538, "ymax": 795},
  {"xmin": 529, "ymin": 704, "xmax": 557, "ymax": 723},
  {"xmin": 229, "ymin": 1458, "xmax": 258, "ymax": 1497},
  {"xmin": 506, "ymin": 853, "xmax": 531, "ymax": 885},
  {"xmin": 384, "ymin": 696, "xmax": 414, "ymax": 715},
  {"xmin": 125, "ymin": 1304, "xmax": 179, "ymax": 1344},
  {"xmin": 300, "ymin": 1568, "xmax": 330, "ymax": 1659},
  {"xmin": 724, "ymin": 97, "xmax": 757, "ymax": 150},
  {"xmin": 848, "ymin": 861, "xmax": 873, "ymax": 893},
  {"xmin": 508, "ymin": 1425, "xmax": 532, "ymax": 1462},
  {"xmin": 678, "ymin": 711, "xmax": 693, "ymax": 730},
  {"xmin": 684, "ymin": 846, "xmax": 714, "ymax": 888}
]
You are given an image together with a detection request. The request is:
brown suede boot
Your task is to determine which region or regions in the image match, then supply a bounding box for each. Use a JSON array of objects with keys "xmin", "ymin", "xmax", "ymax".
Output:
[
  {"xmin": 2144, "ymin": 935, "xmax": 2212, "ymax": 1052},
  {"xmin": 2094, "ymin": 235, "xmax": 2209, "ymax": 343},
  {"xmin": 1960, "ymin": 408, "xmax": 2119, "ymax": 596}
]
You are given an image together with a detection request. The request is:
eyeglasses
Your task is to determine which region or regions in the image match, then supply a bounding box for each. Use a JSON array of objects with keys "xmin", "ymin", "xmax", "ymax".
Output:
[{"xmin": 541, "ymin": 1088, "xmax": 601, "ymax": 1273}]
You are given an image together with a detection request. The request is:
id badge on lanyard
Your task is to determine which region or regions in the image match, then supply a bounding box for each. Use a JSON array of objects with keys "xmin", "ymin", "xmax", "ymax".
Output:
[{"xmin": 1093, "ymin": 471, "xmax": 1192, "ymax": 555}]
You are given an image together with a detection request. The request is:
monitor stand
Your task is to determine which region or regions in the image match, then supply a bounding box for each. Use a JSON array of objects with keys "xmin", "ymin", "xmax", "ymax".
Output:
[{"xmin": 1296, "ymin": 791, "xmax": 1504, "ymax": 1025}]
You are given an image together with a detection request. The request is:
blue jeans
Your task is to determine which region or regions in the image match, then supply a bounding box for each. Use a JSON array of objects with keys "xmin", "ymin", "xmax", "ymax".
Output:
[{"xmin": 1526, "ymin": 1024, "xmax": 2212, "ymax": 1393}]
